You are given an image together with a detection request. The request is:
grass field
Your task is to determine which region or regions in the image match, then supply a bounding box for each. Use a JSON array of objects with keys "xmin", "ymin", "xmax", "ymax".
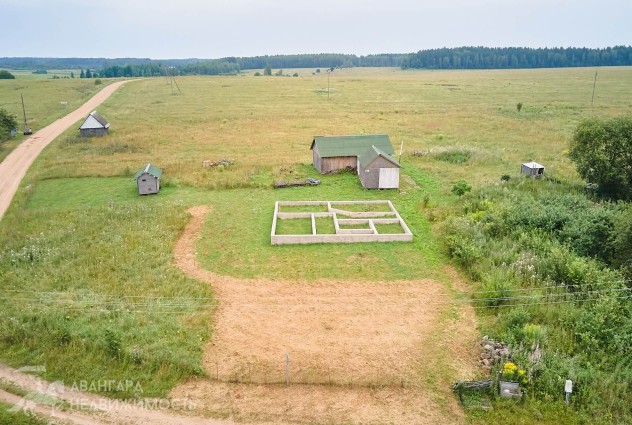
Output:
[
  {"xmin": 3, "ymin": 69, "xmax": 82, "ymax": 80},
  {"xmin": 1, "ymin": 66, "xmax": 632, "ymax": 423},
  {"xmin": 0, "ymin": 76, "xmax": 114, "ymax": 162}
]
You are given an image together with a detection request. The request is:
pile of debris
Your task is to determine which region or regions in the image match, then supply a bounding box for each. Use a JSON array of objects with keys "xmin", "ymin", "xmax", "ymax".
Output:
[
  {"xmin": 202, "ymin": 159, "xmax": 232, "ymax": 168},
  {"xmin": 479, "ymin": 335, "xmax": 512, "ymax": 372},
  {"xmin": 274, "ymin": 178, "xmax": 320, "ymax": 189}
]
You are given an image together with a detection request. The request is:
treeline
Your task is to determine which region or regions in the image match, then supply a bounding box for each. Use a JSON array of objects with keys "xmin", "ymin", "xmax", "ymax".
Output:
[
  {"xmin": 99, "ymin": 64, "xmax": 169, "ymax": 78},
  {"xmin": 401, "ymin": 46, "xmax": 632, "ymax": 69},
  {"xmin": 0, "ymin": 57, "xmax": 199, "ymax": 70},
  {"xmin": 226, "ymin": 53, "xmax": 405, "ymax": 70}
]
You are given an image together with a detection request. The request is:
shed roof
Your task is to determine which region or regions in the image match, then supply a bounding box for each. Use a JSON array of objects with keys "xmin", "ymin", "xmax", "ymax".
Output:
[
  {"xmin": 79, "ymin": 111, "xmax": 110, "ymax": 130},
  {"xmin": 311, "ymin": 134, "xmax": 394, "ymax": 158},
  {"xmin": 358, "ymin": 145, "xmax": 401, "ymax": 168},
  {"xmin": 522, "ymin": 161, "xmax": 545, "ymax": 169},
  {"xmin": 133, "ymin": 163, "xmax": 162, "ymax": 181}
]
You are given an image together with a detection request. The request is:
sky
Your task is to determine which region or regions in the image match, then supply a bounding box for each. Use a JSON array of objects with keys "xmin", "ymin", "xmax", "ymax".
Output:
[{"xmin": 2, "ymin": 0, "xmax": 631, "ymax": 59}]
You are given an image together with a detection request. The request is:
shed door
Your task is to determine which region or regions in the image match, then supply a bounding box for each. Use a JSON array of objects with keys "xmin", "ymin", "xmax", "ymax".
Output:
[{"xmin": 378, "ymin": 168, "xmax": 399, "ymax": 189}]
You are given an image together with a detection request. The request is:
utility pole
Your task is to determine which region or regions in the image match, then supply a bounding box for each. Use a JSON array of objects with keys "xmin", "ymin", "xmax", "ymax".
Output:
[{"xmin": 591, "ymin": 71, "xmax": 598, "ymax": 108}]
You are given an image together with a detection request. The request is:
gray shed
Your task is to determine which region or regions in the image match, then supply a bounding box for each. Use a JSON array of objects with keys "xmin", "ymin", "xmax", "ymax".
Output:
[
  {"xmin": 310, "ymin": 134, "xmax": 395, "ymax": 174},
  {"xmin": 79, "ymin": 111, "xmax": 110, "ymax": 137},
  {"xmin": 521, "ymin": 161, "xmax": 545, "ymax": 177},
  {"xmin": 357, "ymin": 145, "xmax": 401, "ymax": 189},
  {"xmin": 133, "ymin": 163, "xmax": 162, "ymax": 195}
]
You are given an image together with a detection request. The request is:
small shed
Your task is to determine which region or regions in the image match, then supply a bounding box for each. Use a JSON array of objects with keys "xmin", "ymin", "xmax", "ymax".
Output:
[
  {"xmin": 358, "ymin": 145, "xmax": 401, "ymax": 189},
  {"xmin": 79, "ymin": 111, "xmax": 110, "ymax": 137},
  {"xmin": 133, "ymin": 163, "xmax": 162, "ymax": 195},
  {"xmin": 311, "ymin": 134, "xmax": 395, "ymax": 174},
  {"xmin": 521, "ymin": 161, "xmax": 545, "ymax": 177}
]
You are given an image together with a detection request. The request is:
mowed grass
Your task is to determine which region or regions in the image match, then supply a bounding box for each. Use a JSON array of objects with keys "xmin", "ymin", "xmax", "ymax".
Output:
[
  {"xmin": 0, "ymin": 77, "xmax": 116, "ymax": 162},
  {"xmin": 1, "ymin": 67, "xmax": 632, "ymax": 413}
]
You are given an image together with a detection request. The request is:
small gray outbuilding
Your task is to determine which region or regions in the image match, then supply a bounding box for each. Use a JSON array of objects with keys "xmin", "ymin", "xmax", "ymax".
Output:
[
  {"xmin": 521, "ymin": 161, "xmax": 545, "ymax": 177},
  {"xmin": 79, "ymin": 111, "xmax": 110, "ymax": 137},
  {"xmin": 357, "ymin": 145, "xmax": 401, "ymax": 189},
  {"xmin": 133, "ymin": 163, "xmax": 162, "ymax": 195}
]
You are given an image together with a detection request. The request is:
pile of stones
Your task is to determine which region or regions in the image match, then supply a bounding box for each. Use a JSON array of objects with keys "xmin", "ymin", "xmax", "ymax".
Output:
[{"xmin": 479, "ymin": 335, "xmax": 512, "ymax": 372}]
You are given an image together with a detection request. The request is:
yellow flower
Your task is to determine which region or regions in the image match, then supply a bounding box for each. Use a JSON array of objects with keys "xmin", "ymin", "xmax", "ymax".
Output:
[{"xmin": 518, "ymin": 369, "xmax": 526, "ymax": 376}]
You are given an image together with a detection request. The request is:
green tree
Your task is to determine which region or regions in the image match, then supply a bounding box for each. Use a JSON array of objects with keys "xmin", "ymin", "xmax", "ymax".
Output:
[
  {"xmin": 70, "ymin": 71, "xmax": 75, "ymax": 78},
  {"xmin": 569, "ymin": 116, "xmax": 632, "ymax": 200},
  {"xmin": 0, "ymin": 70, "xmax": 16, "ymax": 79},
  {"xmin": 0, "ymin": 108, "xmax": 19, "ymax": 141},
  {"xmin": 80, "ymin": 69, "xmax": 85, "ymax": 78},
  {"xmin": 263, "ymin": 66, "xmax": 272, "ymax": 76},
  {"xmin": 85, "ymin": 68, "xmax": 92, "ymax": 78}
]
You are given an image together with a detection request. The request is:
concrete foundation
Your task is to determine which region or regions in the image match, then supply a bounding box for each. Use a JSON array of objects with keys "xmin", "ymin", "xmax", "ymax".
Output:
[{"xmin": 271, "ymin": 200, "xmax": 413, "ymax": 245}]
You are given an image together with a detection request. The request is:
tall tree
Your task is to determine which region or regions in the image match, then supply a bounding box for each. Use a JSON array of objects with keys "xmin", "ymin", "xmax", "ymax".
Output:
[
  {"xmin": 569, "ymin": 116, "xmax": 632, "ymax": 200},
  {"xmin": 0, "ymin": 108, "xmax": 18, "ymax": 141}
]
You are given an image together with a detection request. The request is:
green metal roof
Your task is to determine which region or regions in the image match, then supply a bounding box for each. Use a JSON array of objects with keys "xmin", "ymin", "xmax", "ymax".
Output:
[
  {"xmin": 311, "ymin": 134, "xmax": 394, "ymax": 158},
  {"xmin": 358, "ymin": 145, "xmax": 401, "ymax": 168},
  {"xmin": 133, "ymin": 163, "xmax": 162, "ymax": 180}
]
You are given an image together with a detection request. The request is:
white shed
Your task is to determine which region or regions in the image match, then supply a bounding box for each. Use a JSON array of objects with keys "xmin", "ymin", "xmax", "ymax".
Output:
[{"xmin": 521, "ymin": 161, "xmax": 545, "ymax": 177}]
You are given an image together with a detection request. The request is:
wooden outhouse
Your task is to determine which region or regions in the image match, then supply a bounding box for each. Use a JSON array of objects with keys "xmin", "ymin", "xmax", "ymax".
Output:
[
  {"xmin": 358, "ymin": 145, "xmax": 401, "ymax": 189},
  {"xmin": 133, "ymin": 163, "xmax": 162, "ymax": 195},
  {"xmin": 311, "ymin": 134, "xmax": 395, "ymax": 174},
  {"xmin": 79, "ymin": 111, "xmax": 110, "ymax": 137},
  {"xmin": 521, "ymin": 161, "xmax": 545, "ymax": 177}
]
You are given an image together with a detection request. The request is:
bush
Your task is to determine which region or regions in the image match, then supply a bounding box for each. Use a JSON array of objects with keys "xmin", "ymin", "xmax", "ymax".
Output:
[
  {"xmin": 569, "ymin": 116, "xmax": 632, "ymax": 200},
  {"xmin": 0, "ymin": 108, "xmax": 18, "ymax": 141},
  {"xmin": 452, "ymin": 180, "xmax": 471, "ymax": 196},
  {"xmin": 0, "ymin": 70, "xmax": 15, "ymax": 79},
  {"xmin": 94, "ymin": 78, "xmax": 102, "ymax": 85}
]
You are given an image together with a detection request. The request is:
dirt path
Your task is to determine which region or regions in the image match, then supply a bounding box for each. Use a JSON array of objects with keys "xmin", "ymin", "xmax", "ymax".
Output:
[
  {"xmin": 0, "ymin": 364, "xmax": 252, "ymax": 425},
  {"xmin": 0, "ymin": 80, "xmax": 130, "ymax": 222},
  {"xmin": 0, "ymin": 205, "xmax": 478, "ymax": 425},
  {"xmin": 170, "ymin": 206, "xmax": 480, "ymax": 424}
]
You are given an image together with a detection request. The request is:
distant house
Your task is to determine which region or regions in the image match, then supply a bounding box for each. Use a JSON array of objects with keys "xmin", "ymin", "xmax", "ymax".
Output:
[
  {"xmin": 133, "ymin": 163, "xmax": 162, "ymax": 195},
  {"xmin": 521, "ymin": 161, "xmax": 545, "ymax": 177},
  {"xmin": 311, "ymin": 134, "xmax": 395, "ymax": 174},
  {"xmin": 79, "ymin": 111, "xmax": 110, "ymax": 137},
  {"xmin": 357, "ymin": 145, "xmax": 401, "ymax": 189}
]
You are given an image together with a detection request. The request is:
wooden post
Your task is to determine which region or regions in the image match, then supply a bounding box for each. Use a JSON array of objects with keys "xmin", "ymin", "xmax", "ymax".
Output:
[{"xmin": 285, "ymin": 353, "xmax": 290, "ymax": 386}]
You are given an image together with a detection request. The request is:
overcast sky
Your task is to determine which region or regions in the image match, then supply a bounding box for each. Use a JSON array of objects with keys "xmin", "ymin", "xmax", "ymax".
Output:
[{"xmin": 2, "ymin": 0, "xmax": 631, "ymax": 59}]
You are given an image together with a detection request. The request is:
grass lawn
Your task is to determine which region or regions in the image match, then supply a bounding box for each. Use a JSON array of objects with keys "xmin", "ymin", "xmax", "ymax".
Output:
[{"xmin": 1, "ymin": 66, "xmax": 632, "ymax": 423}]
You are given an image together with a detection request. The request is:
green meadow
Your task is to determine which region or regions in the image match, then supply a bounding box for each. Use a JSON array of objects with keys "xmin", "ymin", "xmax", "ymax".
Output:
[
  {"xmin": 1, "ymin": 67, "xmax": 632, "ymax": 422},
  {"xmin": 0, "ymin": 76, "xmax": 111, "ymax": 162}
]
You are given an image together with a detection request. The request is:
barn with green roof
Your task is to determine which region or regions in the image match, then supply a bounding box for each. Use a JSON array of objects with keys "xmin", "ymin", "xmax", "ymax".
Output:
[{"xmin": 310, "ymin": 134, "xmax": 400, "ymax": 189}]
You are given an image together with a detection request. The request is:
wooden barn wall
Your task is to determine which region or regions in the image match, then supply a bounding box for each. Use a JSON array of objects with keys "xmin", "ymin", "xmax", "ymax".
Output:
[
  {"xmin": 80, "ymin": 128, "xmax": 108, "ymax": 137},
  {"xmin": 320, "ymin": 156, "xmax": 357, "ymax": 174}
]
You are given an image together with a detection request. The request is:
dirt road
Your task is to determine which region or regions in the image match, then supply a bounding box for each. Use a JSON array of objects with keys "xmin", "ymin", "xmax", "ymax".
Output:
[{"xmin": 0, "ymin": 80, "xmax": 130, "ymax": 222}]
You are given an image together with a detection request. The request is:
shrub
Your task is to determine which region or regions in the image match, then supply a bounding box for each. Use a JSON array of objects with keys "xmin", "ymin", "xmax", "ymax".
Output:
[
  {"xmin": 0, "ymin": 70, "xmax": 15, "ymax": 79},
  {"xmin": 516, "ymin": 102, "xmax": 523, "ymax": 112},
  {"xmin": 0, "ymin": 108, "xmax": 19, "ymax": 140},
  {"xmin": 94, "ymin": 78, "xmax": 102, "ymax": 85},
  {"xmin": 452, "ymin": 180, "xmax": 471, "ymax": 196},
  {"xmin": 569, "ymin": 116, "xmax": 632, "ymax": 200}
]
